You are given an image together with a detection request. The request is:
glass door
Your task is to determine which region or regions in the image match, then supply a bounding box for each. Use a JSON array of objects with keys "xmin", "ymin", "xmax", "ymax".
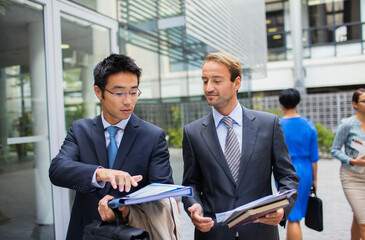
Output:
[
  {"xmin": 49, "ymin": 1, "xmax": 118, "ymax": 239},
  {"xmin": 0, "ymin": 0, "xmax": 54, "ymax": 239}
]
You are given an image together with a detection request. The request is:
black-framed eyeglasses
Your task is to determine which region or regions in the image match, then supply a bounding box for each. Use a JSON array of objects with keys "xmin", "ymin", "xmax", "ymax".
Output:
[{"xmin": 102, "ymin": 88, "xmax": 142, "ymax": 98}]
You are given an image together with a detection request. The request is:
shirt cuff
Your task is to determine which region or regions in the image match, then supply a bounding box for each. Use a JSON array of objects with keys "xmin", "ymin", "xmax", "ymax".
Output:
[
  {"xmin": 344, "ymin": 156, "xmax": 352, "ymax": 166},
  {"xmin": 91, "ymin": 166, "xmax": 106, "ymax": 188}
]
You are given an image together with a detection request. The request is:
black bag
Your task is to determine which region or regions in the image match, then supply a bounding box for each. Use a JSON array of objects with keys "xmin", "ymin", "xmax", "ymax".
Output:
[
  {"xmin": 83, "ymin": 208, "xmax": 150, "ymax": 240},
  {"xmin": 305, "ymin": 187, "xmax": 323, "ymax": 232}
]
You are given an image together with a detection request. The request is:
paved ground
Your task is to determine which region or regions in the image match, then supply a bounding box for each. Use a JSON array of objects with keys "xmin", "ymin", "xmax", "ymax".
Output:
[
  {"xmin": 0, "ymin": 148, "xmax": 355, "ymax": 239},
  {"xmin": 0, "ymin": 166, "xmax": 54, "ymax": 239},
  {"xmin": 169, "ymin": 148, "xmax": 354, "ymax": 240}
]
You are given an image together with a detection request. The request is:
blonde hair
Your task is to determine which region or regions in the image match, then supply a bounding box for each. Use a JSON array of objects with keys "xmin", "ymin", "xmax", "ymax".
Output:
[{"xmin": 204, "ymin": 52, "xmax": 242, "ymax": 82}]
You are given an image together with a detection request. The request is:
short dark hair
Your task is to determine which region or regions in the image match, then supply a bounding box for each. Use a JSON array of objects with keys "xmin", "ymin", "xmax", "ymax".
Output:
[
  {"xmin": 352, "ymin": 88, "xmax": 365, "ymax": 103},
  {"xmin": 279, "ymin": 88, "xmax": 301, "ymax": 109},
  {"xmin": 93, "ymin": 54, "xmax": 142, "ymax": 97}
]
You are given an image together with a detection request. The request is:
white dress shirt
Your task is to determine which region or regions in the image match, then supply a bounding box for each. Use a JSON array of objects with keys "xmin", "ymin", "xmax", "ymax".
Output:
[
  {"xmin": 91, "ymin": 112, "xmax": 131, "ymax": 188},
  {"xmin": 212, "ymin": 102, "xmax": 243, "ymax": 154},
  {"xmin": 102, "ymin": 113, "xmax": 130, "ymax": 148}
]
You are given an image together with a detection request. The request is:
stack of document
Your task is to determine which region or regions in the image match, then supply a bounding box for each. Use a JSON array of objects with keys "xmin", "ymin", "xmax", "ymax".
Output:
[
  {"xmin": 216, "ymin": 189, "xmax": 296, "ymax": 228},
  {"xmin": 348, "ymin": 137, "xmax": 365, "ymax": 173},
  {"xmin": 108, "ymin": 183, "xmax": 193, "ymax": 208}
]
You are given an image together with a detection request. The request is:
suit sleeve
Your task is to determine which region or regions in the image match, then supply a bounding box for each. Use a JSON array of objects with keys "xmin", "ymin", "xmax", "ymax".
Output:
[
  {"xmin": 182, "ymin": 125, "xmax": 203, "ymax": 212},
  {"xmin": 271, "ymin": 116, "xmax": 300, "ymax": 225},
  {"xmin": 147, "ymin": 129, "xmax": 174, "ymax": 184},
  {"xmin": 49, "ymin": 121, "xmax": 99, "ymax": 193}
]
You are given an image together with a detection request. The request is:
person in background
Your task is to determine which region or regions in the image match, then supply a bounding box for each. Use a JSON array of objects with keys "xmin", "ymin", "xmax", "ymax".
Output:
[
  {"xmin": 278, "ymin": 88, "xmax": 319, "ymax": 240},
  {"xmin": 182, "ymin": 51, "xmax": 299, "ymax": 240},
  {"xmin": 49, "ymin": 54, "xmax": 174, "ymax": 240},
  {"xmin": 331, "ymin": 88, "xmax": 365, "ymax": 240}
]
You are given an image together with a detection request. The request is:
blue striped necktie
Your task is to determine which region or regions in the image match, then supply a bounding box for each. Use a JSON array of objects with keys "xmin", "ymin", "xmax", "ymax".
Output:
[
  {"xmin": 107, "ymin": 126, "xmax": 119, "ymax": 168},
  {"xmin": 222, "ymin": 116, "xmax": 241, "ymax": 182}
]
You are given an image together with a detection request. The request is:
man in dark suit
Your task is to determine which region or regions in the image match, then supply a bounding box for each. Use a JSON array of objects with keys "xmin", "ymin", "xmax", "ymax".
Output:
[
  {"xmin": 182, "ymin": 52, "xmax": 299, "ymax": 240},
  {"xmin": 49, "ymin": 54, "xmax": 173, "ymax": 240}
]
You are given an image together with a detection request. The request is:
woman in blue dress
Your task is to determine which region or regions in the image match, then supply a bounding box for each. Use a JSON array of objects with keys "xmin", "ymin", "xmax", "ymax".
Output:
[{"xmin": 278, "ymin": 89, "xmax": 319, "ymax": 240}]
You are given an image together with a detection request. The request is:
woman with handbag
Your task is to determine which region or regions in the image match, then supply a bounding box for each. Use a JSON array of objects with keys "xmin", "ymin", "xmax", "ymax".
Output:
[
  {"xmin": 331, "ymin": 88, "xmax": 365, "ymax": 240},
  {"xmin": 278, "ymin": 88, "xmax": 319, "ymax": 240}
]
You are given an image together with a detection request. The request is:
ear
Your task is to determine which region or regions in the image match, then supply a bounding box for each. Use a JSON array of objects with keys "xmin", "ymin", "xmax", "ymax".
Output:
[
  {"xmin": 234, "ymin": 76, "xmax": 241, "ymax": 91},
  {"xmin": 352, "ymin": 101, "xmax": 358, "ymax": 110},
  {"xmin": 94, "ymin": 85, "xmax": 102, "ymax": 101}
]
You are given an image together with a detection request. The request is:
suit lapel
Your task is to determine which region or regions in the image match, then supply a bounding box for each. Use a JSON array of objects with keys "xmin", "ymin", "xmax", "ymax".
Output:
[
  {"xmin": 201, "ymin": 113, "xmax": 236, "ymax": 184},
  {"xmin": 237, "ymin": 106, "xmax": 258, "ymax": 183},
  {"xmin": 112, "ymin": 113, "xmax": 139, "ymax": 171},
  {"xmin": 92, "ymin": 115, "xmax": 108, "ymax": 168},
  {"xmin": 104, "ymin": 113, "xmax": 139, "ymax": 193}
]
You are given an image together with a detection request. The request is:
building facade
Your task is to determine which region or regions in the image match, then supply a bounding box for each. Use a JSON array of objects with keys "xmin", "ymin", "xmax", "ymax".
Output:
[
  {"xmin": 0, "ymin": 0, "xmax": 266, "ymax": 239},
  {"xmin": 263, "ymin": 0, "xmax": 365, "ymax": 94}
]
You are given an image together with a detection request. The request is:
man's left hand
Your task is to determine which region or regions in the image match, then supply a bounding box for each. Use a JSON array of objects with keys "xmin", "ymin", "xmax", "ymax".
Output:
[
  {"xmin": 253, "ymin": 208, "xmax": 284, "ymax": 226},
  {"xmin": 98, "ymin": 195, "xmax": 130, "ymax": 222}
]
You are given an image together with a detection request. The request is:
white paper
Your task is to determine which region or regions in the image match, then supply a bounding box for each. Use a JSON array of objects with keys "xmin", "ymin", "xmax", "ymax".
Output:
[{"xmin": 348, "ymin": 137, "xmax": 365, "ymax": 173}]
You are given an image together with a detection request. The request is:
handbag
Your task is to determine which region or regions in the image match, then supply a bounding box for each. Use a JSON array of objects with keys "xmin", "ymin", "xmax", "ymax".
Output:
[
  {"xmin": 305, "ymin": 187, "xmax": 323, "ymax": 232},
  {"xmin": 83, "ymin": 208, "xmax": 150, "ymax": 240}
]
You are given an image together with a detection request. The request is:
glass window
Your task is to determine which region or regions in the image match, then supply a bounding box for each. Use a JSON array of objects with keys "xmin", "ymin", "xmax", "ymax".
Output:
[
  {"xmin": 119, "ymin": 27, "xmax": 160, "ymax": 99},
  {"xmin": 118, "ymin": 0, "xmax": 159, "ymax": 33},
  {"xmin": 187, "ymin": 34, "xmax": 206, "ymax": 97},
  {"xmin": 266, "ymin": 10, "xmax": 285, "ymax": 49},
  {"xmin": 69, "ymin": 0, "xmax": 118, "ymax": 19},
  {"xmin": 0, "ymin": 1, "xmax": 54, "ymax": 239},
  {"xmin": 158, "ymin": 0, "xmax": 189, "ymax": 98},
  {"xmin": 159, "ymin": 26, "xmax": 189, "ymax": 98},
  {"xmin": 118, "ymin": 0, "xmax": 191, "ymax": 99},
  {"xmin": 308, "ymin": 0, "xmax": 360, "ymax": 44},
  {"xmin": 266, "ymin": 1, "xmax": 286, "ymax": 61},
  {"xmin": 308, "ymin": 1, "xmax": 334, "ymax": 44},
  {"xmin": 61, "ymin": 13, "xmax": 111, "ymax": 130}
]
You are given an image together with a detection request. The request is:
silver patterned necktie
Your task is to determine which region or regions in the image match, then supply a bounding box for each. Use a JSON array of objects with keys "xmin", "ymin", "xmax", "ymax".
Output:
[{"xmin": 222, "ymin": 116, "xmax": 241, "ymax": 182}]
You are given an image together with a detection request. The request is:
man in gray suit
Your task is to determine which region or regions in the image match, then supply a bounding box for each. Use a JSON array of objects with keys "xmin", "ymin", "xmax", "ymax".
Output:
[{"xmin": 182, "ymin": 52, "xmax": 299, "ymax": 240}]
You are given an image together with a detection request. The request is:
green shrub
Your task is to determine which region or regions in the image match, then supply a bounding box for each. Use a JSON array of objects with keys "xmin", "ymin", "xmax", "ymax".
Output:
[
  {"xmin": 314, "ymin": 122, "xmax": 334, "ymax": 154},
  {"xmin": 167, "ymin": 127, "xmax": 183, "ymax": 148},
  {"xmin": 263, "ymin": 108, "xmax": 283, "ymax": 118},
  {"xmin": 167, "ymin": 106, "xmax": 183, "ymax": 148}
]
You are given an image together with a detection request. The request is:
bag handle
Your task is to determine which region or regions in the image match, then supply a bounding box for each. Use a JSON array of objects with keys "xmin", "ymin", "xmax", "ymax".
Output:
[
  {"xmin": 309, "ymin": 186, "xmax": 317, "ymax": 197},
  {"xmin": 112, "ymin": 207, "xmax": 125, "ymax": 226}
]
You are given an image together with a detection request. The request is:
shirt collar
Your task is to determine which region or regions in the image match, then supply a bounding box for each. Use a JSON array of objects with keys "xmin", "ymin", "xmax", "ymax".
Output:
[
  {"xmin": 213, "ymin": 102, "xmax": 242, "ymax": 128},
  {"xmin": 101, "ymin": 112, "xmax": 130, "ymax": 130}
]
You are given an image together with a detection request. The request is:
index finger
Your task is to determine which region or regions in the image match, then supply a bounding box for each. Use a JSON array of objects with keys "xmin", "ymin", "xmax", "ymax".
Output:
[
  {"xmin": 192, "ymin": 211, "xmax": 212, "ymax": 223},
  {"xmin": 123, "ymin": 175, "xmax": 132, "ymax": 192},
  {"xmin": 99, "ymin": 195, "xmax": 115, "ymax": 207},
  {"xmin": 109, "ymin": 176, "xmax": 118, "ymax": 190},
  {"xmin": 131, "ymin": 175, "xmax": 143, "ymax": 186},
  {"xmin": 104, "ymin": 195, "xmax": 115, "ymax": 201}
]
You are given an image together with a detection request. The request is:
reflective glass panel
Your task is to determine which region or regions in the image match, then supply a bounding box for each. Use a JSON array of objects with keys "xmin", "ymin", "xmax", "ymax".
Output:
[
  {"xmin": 61, "ymin": 13, "xmax": 111, "ymax": 130},
  {"xmin": 70, "ymin": 0, "xmax": 118, "ymax": 19},
  {"xmin": 308, "ymin": 0, "xmax": 360, "ymax": 44},
  {"xmin": 266, "ymin": 1, "xmax": 285, "ymax": 49},
  {"xmin": 0, "ymin": 1, "xmax": 54, "ymax": 239},
  {"xmin": 119, "ymin": 27, "xmax": 160, "ymax": 99}
]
